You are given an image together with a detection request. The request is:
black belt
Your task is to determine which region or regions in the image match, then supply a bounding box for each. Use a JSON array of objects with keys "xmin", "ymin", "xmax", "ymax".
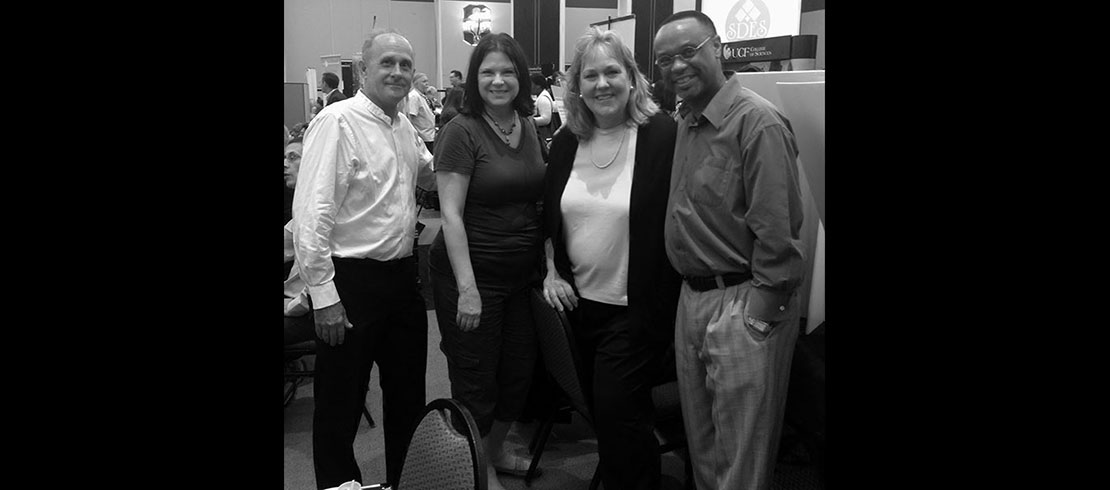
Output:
[
  {"xmin": 333, "ymin": 255, "xmax": 414, "ymax": 268},
  {"xmin": 683, "ymin": 272, "xmax": 752, "ymax": 292}
]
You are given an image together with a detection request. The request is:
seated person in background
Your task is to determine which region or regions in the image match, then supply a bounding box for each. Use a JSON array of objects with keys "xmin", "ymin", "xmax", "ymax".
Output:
[
  {"xmin": 541, "ymin": 28, "xmax": 681, "ymax": 490},
  {"xmin": 284, "ymin": 134, "xmax": 315, "ymax": 346},
  {"xmin": 283, "ymin": 135, "xmax": 303, "ymax": 268},
  {"xmin": 284, "ymin": 220, "xmax": 315, "ymax": 346}
]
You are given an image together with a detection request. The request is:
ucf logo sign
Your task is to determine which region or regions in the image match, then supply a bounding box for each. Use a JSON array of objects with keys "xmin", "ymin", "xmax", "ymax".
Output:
[{"xmin": 725, "ymin": 0, "xmax": 772, "ymax": 40}]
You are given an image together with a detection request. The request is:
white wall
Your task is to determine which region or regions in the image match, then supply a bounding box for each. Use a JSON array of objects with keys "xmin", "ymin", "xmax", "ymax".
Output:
[
  {"xmin": 436, "ymin": 1, "xmax": 514, "ymax": 88},
  {"xmin": 800, "ymin": 9, "xmax": 825, "ymax": 69},
  {"xmin": 673, "ymin": 0, "xmax": 696, "ymax": 13},
  {"xmin": 565, "ymin": 7, "xmax": 618, "ymax": 68},
  {"xmin": 391, "ymin": 1, "xmax": 438, "ymax": 80},
  {"xmin": 284, "ymin": 0, "xmax": 438, "ymax": 86}
]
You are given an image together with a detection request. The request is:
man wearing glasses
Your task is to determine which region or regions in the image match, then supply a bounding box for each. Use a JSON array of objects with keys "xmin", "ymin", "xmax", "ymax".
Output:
[{"xmin": 654, "ymin": 10, "xmax": 806, "ymax": 490}]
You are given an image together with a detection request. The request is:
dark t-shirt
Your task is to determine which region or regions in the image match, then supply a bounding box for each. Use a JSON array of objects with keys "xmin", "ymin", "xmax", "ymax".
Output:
[{"xmin": 429, "ymin": 113, "xmax": 546, "ymax": 282}]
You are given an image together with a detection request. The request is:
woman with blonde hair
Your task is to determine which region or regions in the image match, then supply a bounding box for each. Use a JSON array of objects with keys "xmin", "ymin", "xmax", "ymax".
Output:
[{"xmin": 541, "ymin": 28, "xmax": 682, "ymax": 490}]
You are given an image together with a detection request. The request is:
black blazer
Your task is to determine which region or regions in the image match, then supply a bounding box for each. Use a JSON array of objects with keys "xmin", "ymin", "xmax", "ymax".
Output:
[
  {"xmin": 326, "ymin": 90, "xmax": 347, "ymax": 106},
  {"xmin": 543, "ymin": 112, "xmax": 682, "ymax": 347}
]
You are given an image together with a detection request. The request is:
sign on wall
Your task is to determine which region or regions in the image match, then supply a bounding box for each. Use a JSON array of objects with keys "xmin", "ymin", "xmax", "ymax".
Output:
[
  {"xmin": 720, "ymin": 35, "xmax": 791, "ymax": 63},
  {"xmin": 701, "ymin": 0, "xmax": 801, "ymax": 43},
  {"xmin": 438, "ymin": 0, "xmax": 513, "ymax": 87}
]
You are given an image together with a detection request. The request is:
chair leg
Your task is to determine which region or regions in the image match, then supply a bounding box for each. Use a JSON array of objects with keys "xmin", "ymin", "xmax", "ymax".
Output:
[
  {"xmin": 363, "ymin": 404, "xmax": 376, "ymax": 429},
  {"xmin": 529, "ymin": 403, "xmax": 558, "ymax": 454},
  {"xmin": 589, "ymin": 463, "xmax": 602, "ymax": 490},
  {"xmin": 684, "ymin": 449, "xmax": 694, "ymax": 490},
  {"xmin": 284, "ymin": 381, "xmax": 297, "ymax": 407},
  {"xmin": 524, "ymin": 414, "xmax": 555, "ymax": 487}
]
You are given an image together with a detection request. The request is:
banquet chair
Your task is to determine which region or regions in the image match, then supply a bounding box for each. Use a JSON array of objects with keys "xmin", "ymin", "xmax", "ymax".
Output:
[
  {"xmin": 526, "ymin": 289, "xmax": 690, "ymax": 489},
  {"xmin": 396, "ymin": 398, "xmax": 487, "ymax": 490},
  {"xmin": 283, "ymin": 338, "xmax": 376, "ymax": 429}
]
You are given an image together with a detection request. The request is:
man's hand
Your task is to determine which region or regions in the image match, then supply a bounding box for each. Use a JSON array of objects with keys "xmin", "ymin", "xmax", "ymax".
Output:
[
  {"xmin": 456, "ymin": 286, "xmax": 482, "ymax": 332},
  {"xmin": 315, "ymin": 301, "xmax": 354, "ymax": 346},
  {"xmin": 543, "ymin": 272, "xmax": 578, "ymax": 312}
]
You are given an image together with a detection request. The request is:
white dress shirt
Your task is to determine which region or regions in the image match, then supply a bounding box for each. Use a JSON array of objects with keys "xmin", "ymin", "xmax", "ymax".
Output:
[
  {"xmin": 292, "ymin": 90, "xmax": 435, "ymax": 310},
  {"xmin": 406, "ymin": 88, "xmax": 436, "ymax": 142}
]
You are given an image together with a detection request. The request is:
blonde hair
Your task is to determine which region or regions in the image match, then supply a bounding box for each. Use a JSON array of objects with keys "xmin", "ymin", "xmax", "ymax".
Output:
[{"xmin": 563, "ymin": 29, "xmax": 658, "ymax": 140}]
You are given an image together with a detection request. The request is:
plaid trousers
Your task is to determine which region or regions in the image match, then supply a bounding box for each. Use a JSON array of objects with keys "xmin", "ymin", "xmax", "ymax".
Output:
[{"xmin": 674, "ymin": 280, "xmax": 799, "ymax": 490}]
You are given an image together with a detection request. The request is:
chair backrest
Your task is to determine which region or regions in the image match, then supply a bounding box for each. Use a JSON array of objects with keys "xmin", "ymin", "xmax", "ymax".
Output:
[
  {"xmin": 529, "ymin": 289, "xmax": 592, "ymax": 424},
  {"xmin": 396, "ymin": 398, "xmax": 487, "ymax": 490}
]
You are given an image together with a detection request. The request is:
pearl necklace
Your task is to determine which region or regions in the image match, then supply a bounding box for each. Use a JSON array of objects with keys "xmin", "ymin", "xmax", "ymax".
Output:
[
  {"xmin": 484, "ymin": 111, "xmax": 516, "ymax": 144},
  {"xmin": 590, "ymin": 126, "xmax": 627, "ymax": 169}
]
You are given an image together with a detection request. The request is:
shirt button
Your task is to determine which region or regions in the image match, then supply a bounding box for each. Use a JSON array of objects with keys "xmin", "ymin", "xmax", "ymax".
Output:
[{"xmin": 779, "ymin": 306, "xmax": 785, "ymax": 311}]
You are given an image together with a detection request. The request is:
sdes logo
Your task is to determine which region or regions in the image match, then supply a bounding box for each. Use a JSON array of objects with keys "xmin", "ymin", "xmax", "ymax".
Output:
[{"xmin": 725, "ymin": 0, "xmax": 771, "ymax": 40}]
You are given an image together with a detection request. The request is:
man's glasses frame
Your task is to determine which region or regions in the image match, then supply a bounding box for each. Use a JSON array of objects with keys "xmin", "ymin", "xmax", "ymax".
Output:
[{"xmin": 655, "ymin": 34, "xmax": 716, "ymax": 69}]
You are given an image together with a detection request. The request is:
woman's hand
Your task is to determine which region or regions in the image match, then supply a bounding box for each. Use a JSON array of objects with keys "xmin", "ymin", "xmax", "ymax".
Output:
[
  {"xmin": 457, "ymin": 285, "xmax": 482, "ymax": 331},
  {"xmin": 543, "ymin": 271, "xmax": 578, "ymax": 312}
]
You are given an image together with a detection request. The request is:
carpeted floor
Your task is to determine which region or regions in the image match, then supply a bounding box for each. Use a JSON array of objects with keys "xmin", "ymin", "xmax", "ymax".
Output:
[
  {"xmin": 284, "ymin": 311, "xmax": 690, "ymax": 490},
  {"xmin": 284, "ymin": 313, "xmax": 823, "ymax": 490},
  {"xmin": 284, "ymin": 212, "xmax": 824, "ymax": 490}
]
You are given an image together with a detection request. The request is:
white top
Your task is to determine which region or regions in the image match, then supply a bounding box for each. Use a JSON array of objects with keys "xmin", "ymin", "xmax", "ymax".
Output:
[
  {"xmin": 406, "ymin": 88, "xmax": 437, "ymax": 142},
  {"xmin": 292, "ymin": 90, "xmax": 435, "ymax": 309},
  {"xmin": 551, "ymin": 87, "xmax": 568, "ymax": 128},
  {"xmin": 534, "ymin": 91, "xmax": 554, "ymax": 127},
  {"xmin": 560, "ymin": 125, "xmax": 638, "ymax": 306}
]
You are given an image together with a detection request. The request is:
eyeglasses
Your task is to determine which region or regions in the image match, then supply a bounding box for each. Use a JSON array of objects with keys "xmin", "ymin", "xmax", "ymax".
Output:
[
  {"xmin": 284, "ymin": 152, "xmax": 301, "ymax": 161},
  {"xmin": 655, "ymin": 35, "xmax": 715, "ymax": 69}
]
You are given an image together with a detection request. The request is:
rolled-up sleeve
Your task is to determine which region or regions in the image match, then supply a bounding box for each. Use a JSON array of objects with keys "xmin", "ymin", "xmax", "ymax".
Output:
[
  {"xmin": 292, "ymin": 113, "xmax": 352, "ymax": 310},
  {"xmin": 742, "ymin": 124, "xmax": 806, "ymax": 321}
]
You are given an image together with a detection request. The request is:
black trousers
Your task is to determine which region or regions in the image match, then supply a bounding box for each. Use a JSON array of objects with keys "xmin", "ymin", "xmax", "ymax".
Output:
[
  {"xmin": 312, "ymin": 256, "xmax": 428, "ymax": 490},
  {"xmin": 572, "ymin": 298, "xmax": 665, "ymax": 490},
  {"xmin": 430, "ymin": 268, "xmax": 537, "ymax": 436}
]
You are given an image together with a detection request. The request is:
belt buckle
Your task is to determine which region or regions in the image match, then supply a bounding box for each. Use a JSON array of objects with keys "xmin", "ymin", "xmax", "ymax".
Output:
[{"xmin": 714, "ymin": 275, "xmax": 726, "ymax": 289}]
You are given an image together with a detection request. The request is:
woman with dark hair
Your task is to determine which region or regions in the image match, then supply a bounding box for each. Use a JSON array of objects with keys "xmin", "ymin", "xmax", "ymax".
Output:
[
  {"xmin": 541, "ymin": 28, "xmax": 682, "ymax": 490},
  {"xmin": 428, "ymin": 32, "xmax": 546, "ymax": 490},
  {"xmin": 439, "ymin": 83, "xmax": 465, "ymax": 126},
  {"xmin": 530, "ymin": 72, "xmax": 557, "ymax": 144}
]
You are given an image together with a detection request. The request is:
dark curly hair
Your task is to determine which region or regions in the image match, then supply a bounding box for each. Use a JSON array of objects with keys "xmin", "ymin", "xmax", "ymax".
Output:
[{"xmin": 289, "ymin": 122, "xmax": 310, "ymax": 140}]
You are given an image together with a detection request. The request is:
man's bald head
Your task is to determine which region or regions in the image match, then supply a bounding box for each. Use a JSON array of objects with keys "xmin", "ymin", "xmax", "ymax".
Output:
[{"xmin": 358, "ymin": 30, "xmax": 415, "ymax": 117}]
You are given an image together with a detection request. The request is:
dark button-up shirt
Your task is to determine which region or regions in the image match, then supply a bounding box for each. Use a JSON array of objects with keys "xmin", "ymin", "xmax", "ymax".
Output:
[{"xmin": 664, "ymin": 76, "xmax": 806, "ymax": 322}]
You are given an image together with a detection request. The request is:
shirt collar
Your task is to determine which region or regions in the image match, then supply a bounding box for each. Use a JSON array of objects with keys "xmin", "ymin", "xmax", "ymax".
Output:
[
  {"xmin": 680, "ymin": 76, "xmax": 743, "ymax": 129},
  {"xmin": 356, "ymin": 90, "xmax": 398, "ymax": 126}
]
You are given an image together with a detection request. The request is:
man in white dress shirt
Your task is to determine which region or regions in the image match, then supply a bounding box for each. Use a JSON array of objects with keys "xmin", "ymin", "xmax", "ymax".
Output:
[
  {"xmin": 406, "ymin": 72, "xmax": 437, "ymax": 153},
  {"xmin": 291, "ymin": 29, "xmax": 435, "ymax": 490}
]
